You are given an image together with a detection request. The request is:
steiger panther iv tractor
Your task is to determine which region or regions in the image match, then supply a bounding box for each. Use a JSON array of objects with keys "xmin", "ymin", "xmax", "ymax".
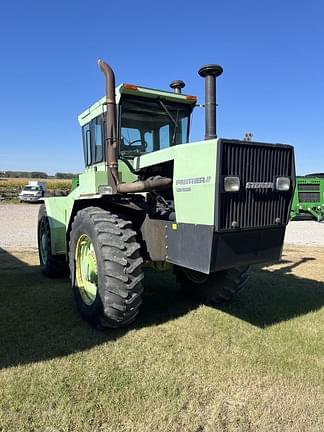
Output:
[{"xmin": 38, "ymin": 60, "xmax": 295, "ymax": 328}]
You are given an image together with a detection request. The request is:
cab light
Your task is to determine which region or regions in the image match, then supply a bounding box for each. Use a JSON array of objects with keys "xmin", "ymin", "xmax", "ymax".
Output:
[
  {"xmin": 224, "ymin": 176, "xmax": 240, "ymax": 192},
  {"xmin": 186, "ymin": 95, "xmax": 197, "ymax": 101},
  {"xmin": 276, "ymin": 177, "xmax": 290, "ymax": 191},
  {"xmin": 123, "ymin": 84, "xmax": 138, "ymax": 90}
]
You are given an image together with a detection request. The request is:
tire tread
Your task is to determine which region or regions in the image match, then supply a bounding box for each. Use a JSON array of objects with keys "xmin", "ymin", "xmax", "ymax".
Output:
[
  {"xmin": 176, "ymin": 265, "xmax": 250, "ymax": 305},
  {"xmin": 69, "ymin": 206, "xmax": 144, "ymax": 328}
]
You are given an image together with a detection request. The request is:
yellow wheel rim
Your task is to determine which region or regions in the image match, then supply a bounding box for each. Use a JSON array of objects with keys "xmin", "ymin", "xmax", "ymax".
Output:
[{"xmin": 75, "ymin": 234, "xmax": 98, "ymax": 305}]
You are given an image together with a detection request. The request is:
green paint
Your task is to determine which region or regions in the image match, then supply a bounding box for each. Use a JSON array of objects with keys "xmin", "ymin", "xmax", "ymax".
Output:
[
  {"xmin": 78, "ymin": 163, "xmax": 108, "ymax": 195},
  {"xmin": 43, "ymin": 74, "xmax": 225, "ymax": 255},
  {"xmin": 118, "ymin": 159, "xmax": 138, "ymax": 183},
  {"xmin": 133, "ymin": 139, "xmax": 218, "ymax": 225},
  {"xmin": 44, "ymin": 137, "xmax": 218, "ymax": 255},
  {"xmin": 290, "ymin": 176, "xmax": 324, "ymax": 221},
  {"xmin": 45, "ymin": 190, "xmax": 78, "ymax": 255},
  {"xmin": 78, "ymin": 84, "xmax": 195, "ymax": 127},
  {"xmin": 44, "ymin": 164, "xmax": 111, "ymax": 255},
  {"xmin": 44, "ymin": 159, "xmax": 137, "ymax": 255},
  {"xmin": 78, "ymin": 96, "xmax": 106, "ymax": 127},
  {"xmin": 173, "ymin": 140, "xmax": 217, "ymax": 225},
  {"xmin": 71, "ymin": 177, "xmax": 79, "ymax": 191}
]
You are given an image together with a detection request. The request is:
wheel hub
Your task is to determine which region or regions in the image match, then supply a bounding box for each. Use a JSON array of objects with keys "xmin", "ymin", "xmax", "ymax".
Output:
[{"xmin": 75, "ymin": 234, "xmax": 98, "ymax": 305}]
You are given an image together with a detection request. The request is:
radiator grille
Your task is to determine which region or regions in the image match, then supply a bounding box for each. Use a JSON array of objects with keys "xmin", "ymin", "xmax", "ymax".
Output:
[
  {"xmin": 298, "ymin": 192, "xmax": 320, "ymax": 202},
  {"xmin": 218, "ymin": 140, "xmax": 294, "ymax": 230},
  {"xmin": 297, "ymin": 183, "xmax": 320, "ymax": 191}
]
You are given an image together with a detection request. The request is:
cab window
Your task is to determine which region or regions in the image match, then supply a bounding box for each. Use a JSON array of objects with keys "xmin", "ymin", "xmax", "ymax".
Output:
[
  {"xmin": 82, "ymin": 123, "xmax": 91, "ymax": 165},
  {"xmin": 82, "ymin": 115, "xmax": 104, "ymax": 166},
  {"xmin": 92, "ymin": 116, "xmax": 103, "ymax": 163},
  {"xmin": 120, "ymin": 95, "xmax": 191, "ymax": 158}
]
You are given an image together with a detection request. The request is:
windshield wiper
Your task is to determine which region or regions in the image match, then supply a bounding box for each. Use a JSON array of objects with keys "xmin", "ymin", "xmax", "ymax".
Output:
[
  {"xmin": 159, "ymin": 100, "xmax": 179, "ymax": 145},
  {"xmin": 159, "ymin": 100, "xmax": 177, "ymax": 126}
]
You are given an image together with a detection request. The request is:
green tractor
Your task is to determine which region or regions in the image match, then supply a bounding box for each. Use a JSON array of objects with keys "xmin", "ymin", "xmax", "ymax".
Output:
[{"xmin": 38, "ymin": 60, "xmax": 295, "ymax": 328}]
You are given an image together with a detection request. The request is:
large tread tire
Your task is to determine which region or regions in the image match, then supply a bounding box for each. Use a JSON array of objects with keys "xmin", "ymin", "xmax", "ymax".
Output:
[
  {"xmin": 175, "ymin": 266, "xmax": 249, "ymax": 305},
  {"xmin": 37, "ymin": 204, "xmax": 69, "ymax": 278},
  {"xmin": 69, "ymin": 206, "xmax": 144, "ymax": 328}
]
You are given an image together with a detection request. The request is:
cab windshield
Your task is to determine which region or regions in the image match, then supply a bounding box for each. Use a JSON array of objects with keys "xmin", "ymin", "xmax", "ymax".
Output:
[{"xmin": 120, "ymin": 95, "xmax": 192, "ymax": 158}]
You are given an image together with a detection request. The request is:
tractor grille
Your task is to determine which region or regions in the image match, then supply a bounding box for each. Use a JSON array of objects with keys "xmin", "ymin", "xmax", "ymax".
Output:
[
  {"xmin": 218, "ymin": 140, "xmax": 294, "ymax": 230},
  {"xmin": 298, "ymin": 183, "xmax": 320, "ymax": 191},
  {"xmin": 298, "ymin": 192, "xmax": 320, "ymax": 202}
]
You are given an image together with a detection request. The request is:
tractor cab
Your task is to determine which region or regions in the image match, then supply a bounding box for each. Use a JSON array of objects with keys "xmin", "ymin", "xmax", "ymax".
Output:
[
  {"xmin": 119, "ymin": 91, "xmax": 194, "ymax": 158},
  {"xmin": 78, "ymin": 84, "xmax": 196, "ymax": 168}
]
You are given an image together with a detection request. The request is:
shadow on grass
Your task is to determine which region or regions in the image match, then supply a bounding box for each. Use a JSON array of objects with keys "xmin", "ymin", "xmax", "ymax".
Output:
[
  {"xmin": 0, "ymin": 248, "xmax": 197, "ymax": 369},
  {"xmin": 1, "ymin": 248, "xmax": 324, "ymax": 368},
  {"xmin": 218, "ymin": 255, "xmax": 324, "ymax": 328}
]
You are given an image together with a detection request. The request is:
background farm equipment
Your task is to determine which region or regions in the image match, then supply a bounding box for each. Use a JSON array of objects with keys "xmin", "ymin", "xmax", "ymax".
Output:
[{"xmin": 290, "ymin": 175, "xmax": 324, "ymax": 221}]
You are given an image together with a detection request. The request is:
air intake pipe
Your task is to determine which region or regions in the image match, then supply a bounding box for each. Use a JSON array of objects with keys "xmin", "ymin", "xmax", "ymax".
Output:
[
  {"xmin": 169, "ymin": 80, "xmax": 185, "ymax": 94},
  {"xmin": 198, "ymin": 64, "xmax": 223, "ymax": 140},
  {"xmin": 98, "ymin": 59, "xmax": 172, "ymax": 194}
]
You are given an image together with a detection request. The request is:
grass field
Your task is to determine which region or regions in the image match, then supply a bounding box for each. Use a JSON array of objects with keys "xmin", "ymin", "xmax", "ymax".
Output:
[{"xmin": 0, "ymin": 246, "xmax": 323, "ymax": 431}]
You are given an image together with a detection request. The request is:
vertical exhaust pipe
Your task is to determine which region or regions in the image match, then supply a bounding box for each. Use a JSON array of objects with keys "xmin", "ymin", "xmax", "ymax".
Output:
[
  {"xmin": 97, "ymin": 59, "xmax": 172, "ymax": 194},
  {"xmin": 169, "ymin": 80, "xmax": 185, "ymax": 94},
  {"xmin": 98, "ymin": 59, "xmax": 119, "ymax": 189},
  {"xmin": 198, "ymin": 64, "xmax": 223, "ymax": 140}
]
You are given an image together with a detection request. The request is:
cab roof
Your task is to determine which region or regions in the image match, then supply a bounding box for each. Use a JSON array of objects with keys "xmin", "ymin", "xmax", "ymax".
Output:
[{"xmin": 78, "ymin": 83, "xmax": 197, "ymax": 127}]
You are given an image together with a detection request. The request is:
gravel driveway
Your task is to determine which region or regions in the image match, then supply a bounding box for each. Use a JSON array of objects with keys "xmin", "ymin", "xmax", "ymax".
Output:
[
  {"xmin": 1, "ymin": 203, "xmax": 324, "ymax": 250},
  {"xmin": 284, "ymin": 220, "xmax": 324, "ymax": 247},
  {"xmin": 0, "ymin": 204, "xmax": 40, "ymax": 250}
]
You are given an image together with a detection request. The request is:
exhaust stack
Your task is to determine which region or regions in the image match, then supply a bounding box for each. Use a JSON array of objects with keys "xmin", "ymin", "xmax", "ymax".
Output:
[
  {"xmin": 169, "ymin": 80, "xmax": 185, "ymax": 94},
  {"xmin": 98, "ymin": 59, "xmax": 172, "ymax": 194},
  {"xmin": 198, "ymin": 64, "xmax": 223, "ymax": 140},
  {"xmin": 98, "ymin": 59, "xmax": 119, "ymax": 189}
]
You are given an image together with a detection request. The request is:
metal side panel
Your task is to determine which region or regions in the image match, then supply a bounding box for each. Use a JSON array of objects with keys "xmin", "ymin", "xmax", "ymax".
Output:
[
  {"xmin": 134, "ymin": 139, "xmax": 219, "ymax": 226},
  {"xmin": 210, "ymin": 227, "xmax": 286, "ymax": 272},
  {"xmin": 44, "ymin": 187, "xmax": 79, "ymax": 255},
  {"xmin": 78, "ymin": 164, "xmax": 107, "ymax": 195},
  {"xmin": 173, "ymin": 139, "xmax": 218, "ymax": 225},
  {"xmin": 165, "ymin": 222, "xmax": 214, "ymax": 274},
  {"xmin": 165, "ymin": 222, "xmax": 286, "ymax": 274}
]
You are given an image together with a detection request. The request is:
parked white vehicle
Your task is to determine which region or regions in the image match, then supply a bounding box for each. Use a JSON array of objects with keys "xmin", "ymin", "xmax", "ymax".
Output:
[{"xmin": 19, "ymin": 181, "xmax": 48, "ymax": 203}]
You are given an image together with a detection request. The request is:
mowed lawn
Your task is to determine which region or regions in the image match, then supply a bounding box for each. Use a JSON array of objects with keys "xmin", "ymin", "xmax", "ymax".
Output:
[{"xmin": 0, "ymin": 247, "xmax": 323, "ymax": 431}]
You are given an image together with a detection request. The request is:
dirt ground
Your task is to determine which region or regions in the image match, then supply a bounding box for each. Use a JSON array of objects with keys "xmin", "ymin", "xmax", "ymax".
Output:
[
  {"xmin": 1, "ymin": 203, "xmax": 324, "ymax": 251},
  {"xmin": 0, "ymin": 203, "xmax": 40, "ymax": 250}
]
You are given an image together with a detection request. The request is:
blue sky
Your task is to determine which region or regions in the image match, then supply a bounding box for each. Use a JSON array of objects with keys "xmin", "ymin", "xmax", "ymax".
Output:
[{"xmin": 0, "ymin": 0, "xmax": 323, "ymax": 175}]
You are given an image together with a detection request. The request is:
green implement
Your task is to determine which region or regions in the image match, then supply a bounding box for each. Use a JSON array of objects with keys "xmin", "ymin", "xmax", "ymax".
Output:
[
  {"xmin": 290, "ymin": 175, "xmax": 324, "ymax": 221},
  {"xmin": 38, "ymin": 60, "xmax": 295, "ymax": 328}
]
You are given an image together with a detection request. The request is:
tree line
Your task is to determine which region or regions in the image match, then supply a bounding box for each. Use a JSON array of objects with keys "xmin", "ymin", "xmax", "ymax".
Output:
[{"xmin": 0, "ymin": 171, "xmax": 77, "ymax": 179}]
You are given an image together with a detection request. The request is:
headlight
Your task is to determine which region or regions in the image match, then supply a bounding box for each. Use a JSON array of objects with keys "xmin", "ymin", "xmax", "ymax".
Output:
[
  {"xmin": 276, "ymin": 177, "xmax": 290, "ymax": 191},
  {"xmin": 224, "ymin": 176, "xmax": 240, "ymax": 192}
]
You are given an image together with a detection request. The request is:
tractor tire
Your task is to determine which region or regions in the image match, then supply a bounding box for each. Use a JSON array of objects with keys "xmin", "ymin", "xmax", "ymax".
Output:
[
  {"xmin": 175, "ymin": 266, "xmax": 249, "ymax": 304},
  {"xmin": 37, "ymin": 204, "xmax": 69, "ymax": 278},
  {"xmin": 69, "ymin": 207, "xmax": 144, "ymax": 328}
]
